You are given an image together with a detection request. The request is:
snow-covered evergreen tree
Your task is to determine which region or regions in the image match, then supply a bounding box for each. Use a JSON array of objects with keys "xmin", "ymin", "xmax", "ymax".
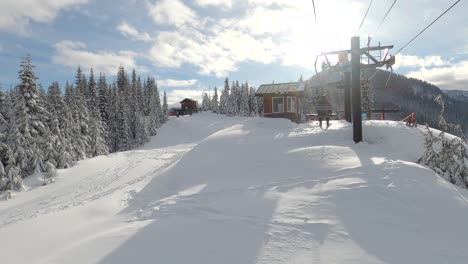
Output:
[
  {"xmin": 146, "ymin": 78, "xmax": 161, "ymax": 136},
  {"xmin": 70, "ymin": 70, "xmax": 91, "ymax": 159},
  {"xmin": 89, "ymin": 109, "xmax": 109, "ymax": 156},
  {"xmin": 226, "ymin": 81, "xmax": 238, "ymax": 116},
  {"xmin": 419, "ymin": 95, "xmax": 468, "ymax": 189},
  {"xmin": 15, "ymin": 55, "xmax": 50, "ymax": 176},
  {"xmin": 0, "ymin": 142, "xmax": 9, "ymax": 190},
  {"xmin": 249, "ymin": 87, "xmax": 258, "ymax": 116},
  {"xmin": 115, "ymin": 95, "xmax": 130, "ymax": 151},
  {"xmin": 47, "ymin": 82, "xmax": 74, "ymax": 168},
  {"xmin": 0, "ymin": 57, "xmax": 168, "ymax": 190},
  {"xmin": 239, "ymin": 83, "xmax": 250, "ymax": 116},
  {"xmin": 86, "ymin": 69, "xmax": 99, "ymax": 113},
  {"xmin": 361, "ymin": 78, "xmax": 373, "ymax": 120},
  {"xmin": 418, "ymin": 125, "xmax": 439, "ymax": 171},
  {"xmin": 201, "ymin": 92, "xmax": 210, "ymax": 111},
  {"xmin": 5, "ymin": 98, "xmax": 27, "ymax": 190},
  {"xmin": 219, "ymin": 78, "xmax": 229, "ymax": 115},
  {"xmin": 127, "ymin": 69, "xmax": 148, "ymax": 148},
  {"xmin": 162, "ymin": 91, "xmax": 169, "ymax": 122},
  {"xmin": 211, "ymin": 87, "xmax": 219, "ymax": 113}
]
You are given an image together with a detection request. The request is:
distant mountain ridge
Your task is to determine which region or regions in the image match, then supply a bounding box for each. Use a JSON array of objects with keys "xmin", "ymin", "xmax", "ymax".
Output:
[
  {"xmin": 367, "ymin": 69, "xmax": 468, "ymax": 137},
  {"xmin": 443, "ymin": 89, "xmax": 468, "ymax": 101}
]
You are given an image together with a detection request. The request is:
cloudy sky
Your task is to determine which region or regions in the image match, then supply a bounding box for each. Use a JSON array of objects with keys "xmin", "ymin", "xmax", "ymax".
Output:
[{"xmin": 0, "ymin": 0, "xmax": 467, "ymax": 105}]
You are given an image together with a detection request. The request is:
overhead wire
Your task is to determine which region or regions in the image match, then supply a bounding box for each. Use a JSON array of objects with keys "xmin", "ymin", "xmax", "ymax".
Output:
[
  {"xmin": 357, "ymin": 0, "xmax": 374, "ymax": 33},
  {"xmin": 395, "ymin": 0, "xmax": 462, "ymax": 55},
  {"xmin": 376, "ymin": 0, "xmax": 397, "ymax": 31},
  {"xmin": 311, "ymin": 0, "xmax": 318, "ymax": 23}
]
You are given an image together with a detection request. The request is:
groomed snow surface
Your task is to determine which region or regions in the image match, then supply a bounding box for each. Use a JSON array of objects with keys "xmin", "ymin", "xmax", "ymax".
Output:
[{"xmin": 1, "ymin": 113, "xmax": 468, "ymax": 264}]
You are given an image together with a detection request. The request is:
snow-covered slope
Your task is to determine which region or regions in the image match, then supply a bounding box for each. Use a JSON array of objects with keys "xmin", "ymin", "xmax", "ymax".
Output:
[{"xmin": 1, "ymin": 113, "xmax": 468, "ymax": 264}]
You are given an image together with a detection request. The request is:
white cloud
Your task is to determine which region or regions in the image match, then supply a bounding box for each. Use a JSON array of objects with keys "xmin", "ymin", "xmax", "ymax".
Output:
[
  {"xmin": 52, "ymin": 40, "xmax": 146, "ymax": 75},
  {"xmin": 166, "ymin": 89, "xmax": 203, "ymax": 107},
  {"xmin": 148, "ymin": 0, "xmax": 197, "ymax": 27},
  {"xmin": 0, "ymin": 0, "xmax": 89, "ymax": 34},
  {"xmin": 159, "ymin": 79, "xmax": 198, "ymax": 87},
  {"xmin": 117, "ymin": 22, "xmax": 153, "ymax": 42},
  {"xmin": 144, "ymin": 0, "xmax": 365, "ymax": 77},
  {"xmin": 195, "ymin": 0, "xmax": 233, "ymax": 9},
  {"xmin": 407, "ymin": 60, "xmax": 468, "ymax": 91},
  {"xmin": 149, "ymin": 30, "xmax": 238, "ymax": 77},
  {"xmin": 248, "ymin": 0, "xmax": 292, "ymax": 7},
  {"xmin": 395, "ymin": 55, "xmax": 449, "ymax": 69}
]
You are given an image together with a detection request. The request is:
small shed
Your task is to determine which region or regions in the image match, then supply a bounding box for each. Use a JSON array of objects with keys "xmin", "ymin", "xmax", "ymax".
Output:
[
  {"xmin": 180, "ymin": 98, "xmax": 198, "ymax": 111},
  {"xmin": 255, "ymin": 82, "xmax": 304, "ymax": 123}
]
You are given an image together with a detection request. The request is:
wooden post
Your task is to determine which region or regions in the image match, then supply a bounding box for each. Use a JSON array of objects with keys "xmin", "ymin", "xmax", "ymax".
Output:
[
  {"xmin": 344, "ymin": 71, "xmax": 352, "ymax": 122},
  {"xmin": 351, "ymin": 36, "xmax": 362, "ymax": 143}
]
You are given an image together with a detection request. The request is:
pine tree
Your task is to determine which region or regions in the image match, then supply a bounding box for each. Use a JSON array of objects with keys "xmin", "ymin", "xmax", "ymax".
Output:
[
  {"xmin": 226, "ymin": 81, "xmax": 239, "ymax": 116},
  {"xmin": 240, "ymin": 83, "xmax": 250, "ymax": 116},
  {"xmin": 418, "ymin": 125, "xmax": 439, "ymax": 171},
  {"xmin": 15, "ymin": 55, "xmax": 49, "ymax": 176},
  {"xmin": 219, "ymin": 78, "xmax": 229, "ymax": 115},
  {"xmin": 154, "ymin": 80, "xmax": 163, "ymax": 123},
  {"xmin": 70, "ymin": 71, "xmax": 91, "ymax": 159},
  {"xmin": 86, "ymin": 69, "xmax": 98, "ymax": 113},
  {"xmin": 136, "ymin": 76, "xmax": 145, "ymax": 116},
  {"xmin": 361, "ymin": 78, "xmax": 373, "ymax": 120},
  {"xmin": 146, "ymin": 78, "xmax": 160, "ymax": 136},
  {"xmin": 115, "ymin": 96, "xmax": 130, "ymax": 151},
  {"xmin": 202, "ymin": 92, "xmax": 210, "ymax": 111},
  {"xmin": 162, "ymin": 91, "xmax": 169, "ymax": 122},
  {"xmin": 249, "ymin": 86, "xmax": 259, "ymax": 116},
  {"xmin": 5, "ymin": 97, "xmax": 27, "ymax": 190},
  {"xmin": 212, "ymin": 87, "xmax": 219, "ymax": 113},
  {"xmin": 0, "ymin": 142, "xmax": 9, "ymax": 190},
  {"xmin": 89, "ymin": 109, "xmax": 109, "ymax": 156},
  {"xmin": 127, "ymin": 69, "xmax": 147, "ymax": 148}
]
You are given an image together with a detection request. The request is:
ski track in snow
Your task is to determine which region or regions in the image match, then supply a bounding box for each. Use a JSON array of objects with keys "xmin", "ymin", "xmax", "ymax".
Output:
[{"xmin": 0, "ymin": 144, "xmax": 193, "ymax": 228}]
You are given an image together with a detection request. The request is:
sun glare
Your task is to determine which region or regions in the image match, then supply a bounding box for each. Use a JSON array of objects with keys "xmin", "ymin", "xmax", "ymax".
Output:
[{"xmin": 278, "ymin": 0, "xmax": 364, "ymax": 70}]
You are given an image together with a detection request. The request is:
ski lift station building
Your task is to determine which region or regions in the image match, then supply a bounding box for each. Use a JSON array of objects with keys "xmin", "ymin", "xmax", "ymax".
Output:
[{"xmin": 255, "ymin": 82, "xmax": 304, "ymax": 123}]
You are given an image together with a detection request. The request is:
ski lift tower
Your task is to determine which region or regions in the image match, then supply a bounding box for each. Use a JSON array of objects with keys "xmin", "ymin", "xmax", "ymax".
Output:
[{"xmin": 320, "ymin": 37, "xmax": 395, "ymax": 143}]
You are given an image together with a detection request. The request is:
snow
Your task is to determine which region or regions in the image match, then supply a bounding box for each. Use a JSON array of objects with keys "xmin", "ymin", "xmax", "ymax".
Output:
[{"xmin": 1, "ymin": 113, "xmax": 468, "ymax": 263}]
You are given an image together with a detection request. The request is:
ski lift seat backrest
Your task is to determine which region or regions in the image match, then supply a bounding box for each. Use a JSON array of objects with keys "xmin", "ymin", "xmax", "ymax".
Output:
[{"xmin": 315, "ymin": 96, "xmax": 333, "ymax": 116}]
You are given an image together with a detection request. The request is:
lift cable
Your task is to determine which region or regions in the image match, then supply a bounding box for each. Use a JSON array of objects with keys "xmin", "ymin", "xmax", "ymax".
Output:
[
  {"xmin": 376, "ymin": 0, "xmax": 397, "ymax": 31},
  {"xmin": 357, "ymin": 0, "xmax": 375, "ymax": 33},
  {"xmin": 396, "ymin": 0, "xmax": 461, "ymax": 54},
  {"xmin": 312, "ymin": 0, "xmax": 318, "ymax": 23}
]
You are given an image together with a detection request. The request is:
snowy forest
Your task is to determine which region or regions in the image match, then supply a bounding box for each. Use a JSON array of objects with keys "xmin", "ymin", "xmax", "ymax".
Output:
[
  {"xmin": 0, "ymin": 55, "xmax": 168, "ymax": 191},
  {"xmin": 200, "ymin": 78, "xmax": 263, "ymax": 117}
]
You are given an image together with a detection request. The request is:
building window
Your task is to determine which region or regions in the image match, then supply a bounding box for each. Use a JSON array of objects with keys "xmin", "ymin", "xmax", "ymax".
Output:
[
  {"xmin": 287, "ymin": 97, "xmax": 297, "ymax": 112},
  {"xmin": 272, "ymin": 97, "xmax": 284, "ymax": 113}
]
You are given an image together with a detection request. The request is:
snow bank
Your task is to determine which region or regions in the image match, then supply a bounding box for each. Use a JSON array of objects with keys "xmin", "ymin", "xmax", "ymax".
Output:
[{"xmin": 1, "ymin": 113, "xmax": 468, "ymax": 264}]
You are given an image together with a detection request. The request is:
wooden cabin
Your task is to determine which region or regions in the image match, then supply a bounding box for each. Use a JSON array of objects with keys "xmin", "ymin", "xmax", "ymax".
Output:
[
  {"xmin": 180, "ymin": 98, "xmax": 198, "ymax": 111},
  {"xmin": 255, "ymin": 82, "xmax": 304, "ymax": 123}
]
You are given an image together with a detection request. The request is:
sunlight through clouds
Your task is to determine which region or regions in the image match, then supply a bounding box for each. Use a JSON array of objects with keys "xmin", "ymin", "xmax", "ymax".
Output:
[{"xmin": 146, "ymin": 0, "xmax": 364, "ymax": 76}]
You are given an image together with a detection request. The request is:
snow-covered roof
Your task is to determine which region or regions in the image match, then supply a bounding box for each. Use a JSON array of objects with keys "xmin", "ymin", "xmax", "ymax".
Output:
[
  {"xmin": 180, "ymin": 98, "xmax": 197, "ymax": 103},
  {"xmin": 256, "ymin": 82, "xmax": 303, "ymax": 95}
]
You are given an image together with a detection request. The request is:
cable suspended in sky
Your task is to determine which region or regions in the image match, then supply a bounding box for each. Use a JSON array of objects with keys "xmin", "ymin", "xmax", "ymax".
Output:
[
  {"xmin": 312, "ymin": 0, "xmax": 318, "ymax": 23},
  {"xmin": 376, "ymin": 0, "xmax": 397, "ymax": 31},
  {"xmin": 396, "ymin": 0, "xmax": 462, "ymax": 54},
  {"xmin": 357, "ymin": 0, "xmax": 374, "ymax": 33}
]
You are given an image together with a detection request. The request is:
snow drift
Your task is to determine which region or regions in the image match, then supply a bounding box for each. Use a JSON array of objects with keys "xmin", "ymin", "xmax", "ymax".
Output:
[{"xmin": 1, "ymin": 113, "xmax": 468, "ymax": 264}]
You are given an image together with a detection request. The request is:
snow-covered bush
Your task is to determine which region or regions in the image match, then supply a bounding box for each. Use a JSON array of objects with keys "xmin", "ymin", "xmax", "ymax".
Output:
[{"xmin": 419, "ymin": 95, "xmax": 468, "ymax": 188}]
